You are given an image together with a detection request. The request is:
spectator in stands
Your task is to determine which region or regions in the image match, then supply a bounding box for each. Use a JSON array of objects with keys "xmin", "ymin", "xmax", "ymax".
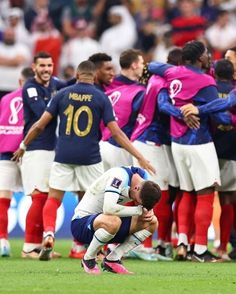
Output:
[
  {"xmin": 170, "ymin": 0, "xmax": 206, "ymax": 47},
  {"xmin": 100, "ymin": 5, "xmax": 137, "ymax": 72},
  {"xmin": 61, "ymin": 0, "xmax": 94, "ymax": 39},
  {"xmin": 0, "ymin": 26, "xmax": 30, "ymax": 98},
  {"xmin": 60, "ymin": 18, "xmax": 100, "ymax": 74},
  {"xmin": 205, "ymin": 10, "xmax": 236, "ymax": 59}
]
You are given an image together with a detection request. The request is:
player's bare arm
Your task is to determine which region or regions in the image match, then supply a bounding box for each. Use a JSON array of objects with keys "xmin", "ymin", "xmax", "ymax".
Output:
[
  {"xmin": 12, "ymin": 112, "xmax": 53, "ymax": 161},
  {"xmin": 107, "ymin": 121, "xmax": 156, "ymax": 175}
]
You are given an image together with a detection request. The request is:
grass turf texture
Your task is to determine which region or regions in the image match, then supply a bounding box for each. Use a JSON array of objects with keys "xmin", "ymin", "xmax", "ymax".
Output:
[{"xmin": 0, "ymin": 239, "xmax": 236, "ymax": 294}]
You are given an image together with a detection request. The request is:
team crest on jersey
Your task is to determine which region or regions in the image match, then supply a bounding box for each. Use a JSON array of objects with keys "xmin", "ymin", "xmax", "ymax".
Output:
[
  {"xmin": 27, "ymin": 87, "xmax": 38, "ymax": 98},
  {"xmin": 111, "ymin": 178, "xmax": 122, "ymax": 189}
]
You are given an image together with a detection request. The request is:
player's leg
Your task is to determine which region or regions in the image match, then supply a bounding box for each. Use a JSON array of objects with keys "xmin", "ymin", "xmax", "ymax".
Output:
[
  {"xmin": 69, "ymin": 163, "xmax": 104, "ymax": 259},
  {"xmin": 71, "ymin": 214, "xmax": 121, "ymax": 274},
  {"xmin": 103, "ymin": 215, "xmax": 157, "ymax": 273},
  {"xmin": 21, "ymin": 150, "xmax": 55, "ymax": 259},
  {"xmin": 0, "ymin": 160, "xmax": 21, "ymax": 257}
]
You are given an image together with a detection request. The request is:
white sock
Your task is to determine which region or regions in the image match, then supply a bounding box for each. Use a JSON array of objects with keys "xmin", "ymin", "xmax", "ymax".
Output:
[
  {"xmin": 84, "ymin": 228, "xmax": 115, "ymax": 260},
  {"xmin": 43, "ymin": 231, "xmax": 54, "ymax": 239},
  {"xmin": 23, "ymin": 243, "xmax": 41, "ymax": 252},
  {"xmin": 177, "ymin": 233, "xmax": 188, "ymax": 246},
  {"xmin": 107, "ymin": 229, "xmax": 152, "ymax": 261},
  {"xmin": 194, "ymin": 244, "xmax": 207, "ymax": 255},
  {"xmin": 71, "ymin": 241, "xmax": 86, "ymax": 252}
]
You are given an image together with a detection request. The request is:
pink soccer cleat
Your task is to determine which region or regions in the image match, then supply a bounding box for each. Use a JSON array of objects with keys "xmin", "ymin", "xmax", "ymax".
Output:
[
  {"xmin": 101, "ymin": 258, "xmax": 134, "ymax": 274},
  {"xmin": 81, "ymin": 258, "xmax": 101, "ymax": 275}
]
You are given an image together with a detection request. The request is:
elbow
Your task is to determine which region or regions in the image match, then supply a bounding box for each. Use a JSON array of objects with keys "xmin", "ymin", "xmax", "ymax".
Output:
[{"xmin": 103, "ymin": 203, "xmax": 116, "ymax": 215}]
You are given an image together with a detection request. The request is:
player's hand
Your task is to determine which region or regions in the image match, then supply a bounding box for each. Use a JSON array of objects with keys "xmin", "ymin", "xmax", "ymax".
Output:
[
  {"xmin": 183, "ymin": 115, "xmax": 200, "ymax": 129},
  {"xmin": 11, "ymin": 148, "xmax": 25, "ymax": 162},
  {"xmin": 180, "ymin": 104, "xmax": 199, "ymax": 117},
  {"xmin": 138, "ymin": 157, "xmax": 156, "ymax": 176},
  {"xmin": 140, "ymin": 208, "xmax": 154, "ymax": 222}
]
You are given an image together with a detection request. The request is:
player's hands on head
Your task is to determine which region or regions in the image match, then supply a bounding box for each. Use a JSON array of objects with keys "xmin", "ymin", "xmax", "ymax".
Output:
[
  {"xmin": 140, "ymin": 208, "xmax": 154, "ymax": 222},
  {"xmin": 11, "ymin": 148, "xmax": 25, "ymax": 162}
]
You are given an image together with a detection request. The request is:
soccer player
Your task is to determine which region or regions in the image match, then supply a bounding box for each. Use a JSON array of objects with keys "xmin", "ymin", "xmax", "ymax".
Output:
[
  {"xmin": 20, "ymin": 51, "xmax": 74, "ymax": 259},
  {"xmin": 148, "ymin": 40, "xmax": 233, "ymax": 262},
  {"xmin": 68, "ymin": 53, "xmax": 115, "ymax": 259},
  {"xmin": 72, "ymin": 165, "xmax": 161, "ymax": 275},
  {"xmin": 13, "ymin": 61, "xmax": 155, "ymax": 261},
  {"xmin": 212, "ymin": 59, "xmax": 236, "ymax": 259},
  {"xmin": 0, "ymin": 67, "xmax": 34, "ymax": 257},
  {"xmin": 100, "ymin": 49, "xmax": 145, "ymax": 170},
  {"xmin": 88, "ymin": 53, "xmax": 115, "ymax": 91}
]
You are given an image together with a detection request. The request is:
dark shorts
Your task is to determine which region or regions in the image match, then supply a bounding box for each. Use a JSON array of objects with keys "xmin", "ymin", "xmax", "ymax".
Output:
[{"xmin": 71, "ymin": 214, "xmax": 132, "ymax": 244}]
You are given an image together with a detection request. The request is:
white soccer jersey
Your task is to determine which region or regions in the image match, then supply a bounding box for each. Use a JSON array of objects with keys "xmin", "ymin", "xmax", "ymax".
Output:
[{"xmin": 72, "ymin": 166, "xmax": 148, "ymax": 219}]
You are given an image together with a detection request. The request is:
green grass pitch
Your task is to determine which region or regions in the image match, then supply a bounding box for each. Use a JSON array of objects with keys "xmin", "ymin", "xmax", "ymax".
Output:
[{"xmin": 1, "ymin": 239, "xmax": 236, "ymax": 294}]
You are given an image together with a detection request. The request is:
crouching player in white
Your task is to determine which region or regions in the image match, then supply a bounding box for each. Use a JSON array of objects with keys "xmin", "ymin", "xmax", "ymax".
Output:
[{"xmin": 71, "ymin": 166, "xmax": 161, "ymax": 275}]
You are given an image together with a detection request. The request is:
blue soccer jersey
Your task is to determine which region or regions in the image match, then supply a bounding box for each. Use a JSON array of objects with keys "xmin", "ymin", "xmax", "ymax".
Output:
[
  {"xmin": 213, "ymin": 81, "xmax": 236, "ymax": 160},
  {"xmin": 149, "ymin": 62, "xmax": 232, "ymax": 145},
  {"xmin": 23, "ymin": 77, "xmax": 69, "ymax": 151},
  {"xmin": 46, "ymin": 82, "xmax": 115, "ymax": 165}
]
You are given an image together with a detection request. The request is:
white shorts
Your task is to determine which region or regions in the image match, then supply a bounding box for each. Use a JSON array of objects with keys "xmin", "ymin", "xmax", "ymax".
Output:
[
  {"xmin": 132, "ymin": 140, "xmax": 169, "ymax": 190},
  {"xmin": 218, "ymin": 159, "xmax": 236, "ymax": 192},
  {"xmin": 100, "ymin": 141, "xmax": 133, "ymax": 171},
  {"xmin": 163, "ymin": 145, "xmax": 180, "ymax": 188},
  {"xmin": 171, "ymin": 142, "xmax": 221, "ymax": 191},
  {"xmin": 0, "ymin": 160, "xmax": 23, "ymax": 191},
  {"xmin": 49, "ymin": 161, "xmax": 104, "ymax": 192},
  {"xmin": 21, "ymin": 150, "xmax": 55, "ymax": 195}
]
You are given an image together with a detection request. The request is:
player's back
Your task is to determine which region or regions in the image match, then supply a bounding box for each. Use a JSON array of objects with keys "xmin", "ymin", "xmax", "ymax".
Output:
[{"xmin": 50, "ymin": 82, "xmax": 114, "ymax": 165}]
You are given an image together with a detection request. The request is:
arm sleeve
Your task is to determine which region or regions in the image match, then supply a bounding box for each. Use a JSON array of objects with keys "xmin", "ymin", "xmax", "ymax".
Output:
[
  {"xmin": 198, "ymin": 90, "xmax": 236, "ymax": 115},
  {"xmin": 102, "ymin": 94, "xmax": 115, "ymax": 125},
  {"xmin": 148, "ymin": 62, "xmax": 172, "ymax": 76},
  {"xmin": 23, "ymin": 87, "xmax": 48, "ymax": 119},
  {"xmin": 158, "ymin": 89, "xmax": 183, "ymax": 119},
  {"xmin": 103, "ymin": 191, "xmax": 143, "ymax": 217}
]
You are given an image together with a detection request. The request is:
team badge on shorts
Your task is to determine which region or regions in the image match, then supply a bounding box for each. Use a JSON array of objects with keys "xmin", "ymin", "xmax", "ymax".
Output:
[{"xmin": 111, "ymin": 178, "xmax": 122, "ymax": 189}]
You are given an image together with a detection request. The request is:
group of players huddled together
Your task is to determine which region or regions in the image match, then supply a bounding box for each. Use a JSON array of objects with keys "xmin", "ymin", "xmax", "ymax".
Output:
[{"xmin": 1, "ymin": 40, "xmax": 236, "ymax": 275}]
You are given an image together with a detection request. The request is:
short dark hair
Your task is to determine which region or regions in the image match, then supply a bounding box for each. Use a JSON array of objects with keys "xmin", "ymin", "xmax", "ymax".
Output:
[
  {"xmin": 88, "ymin": 53, "xmax": 112, "ymax": 69},
  {"xmin": 227, "ymin": 47, "xmax": 236, "ymax": 54},
  {"xmin": 119, "ymin": 49, "xmax": 143, "ymax": 69},
  {"xmin": 140, "ymin": 181, "xmax": 161, "ymax": 210},
  {"xmin": 77, "ymin": 60, "xmax": 96, "ymax": 75},
  {"xmin": 182, "ymin": 40, "xmax": 205, "ymax": 64},
  {"xmin": 21, "ymin": 67, "xmax": 34, "ymax": 79},
  {"xmin": 215, "ymin": 59, "xmax": 234, "ymax": 81},
  {"xmin": 167, "ymin": 48, "xmax": 183, "ymax": 65},
  {"xmin": 33, "ymin": 51, "xmax": 52, "ymax": 63}
]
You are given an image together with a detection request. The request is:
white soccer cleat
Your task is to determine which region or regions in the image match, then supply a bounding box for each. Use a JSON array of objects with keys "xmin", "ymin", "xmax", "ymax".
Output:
[{"xmin": 0, "ymin": 239, "xmax": 10, "ymax": 257}]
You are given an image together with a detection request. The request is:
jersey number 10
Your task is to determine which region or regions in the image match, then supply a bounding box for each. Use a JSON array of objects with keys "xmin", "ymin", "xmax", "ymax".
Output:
[{"xmin": 64, "ymin": 104, "xmax": 93, "ymax": 137}]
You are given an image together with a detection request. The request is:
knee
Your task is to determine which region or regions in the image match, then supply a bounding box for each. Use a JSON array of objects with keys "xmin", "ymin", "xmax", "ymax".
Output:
[{"xmin": 99, "ymin": 215, "xmax": 122, "ymax": 234}]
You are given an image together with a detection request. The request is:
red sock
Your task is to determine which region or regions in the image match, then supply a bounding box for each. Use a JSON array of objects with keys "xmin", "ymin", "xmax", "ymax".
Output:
[
  {"xmin": 143, "ymin": 235, "xmax": 152, "ymax": 248},
  {"xmin": 0, "ymin": 198, "xmax": 11, "ymax": 239},
  {"xmin": 219, "ymin": 204, "xmax": 234, "ymax": 251},
  {"xmin": 178, "ymin": 191, "xmax": 195, "ymax": 236},
  {"xmin": 194, "ymin": 193, "xmax": 214, "ymax": 245},
  {"xmin": 173, "ymin": 191, "xmax": 182, "ymax": 234},
  {"xmin": 43, "ymin": 197, "xmax": 61, "ymax": 233},
  {"xmin": 153, "ymin": 190, "xmax": 172, "ymax": 241},
  {"xmin": 232, "ymin": 203, "xmax": 236, "ymax": 230},
  {"xmin": 25, "ymin": 193, "xmax": 48, "ymax": 243}
]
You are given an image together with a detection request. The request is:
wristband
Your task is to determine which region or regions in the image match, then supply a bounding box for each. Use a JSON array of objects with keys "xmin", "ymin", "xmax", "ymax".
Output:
[{"xmin": 19, "ymin": 141, "xmax": 27, "ymax": 151}]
